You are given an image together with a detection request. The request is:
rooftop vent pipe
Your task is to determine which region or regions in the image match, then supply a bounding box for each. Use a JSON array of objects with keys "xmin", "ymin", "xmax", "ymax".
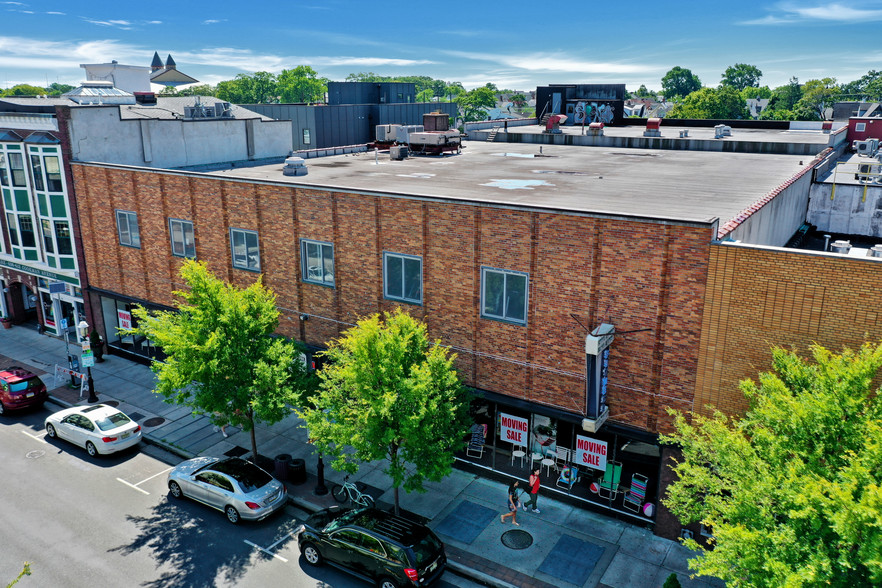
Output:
[{"xmin": 830, "ymin": 240, "xmax": 851, "ymax": 254}]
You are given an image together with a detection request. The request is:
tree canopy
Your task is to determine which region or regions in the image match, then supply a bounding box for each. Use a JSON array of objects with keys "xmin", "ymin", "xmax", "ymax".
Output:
[
  {"xmin": 215, "ymin": 71, "xmax": 279, "ymax": 104},
  {"xmin": 661, "ymin": 66, "xmax": 702, "ymax": 99},
  {"xmin": 457, "ymin": 87, "xmax": 497, "ymax": 122},
  {"xmin": 278, "ymin": 66, "xmax": 327, "ymax": 103},
  {"xmin": 666, "ymin": 86, "xmax": 749, "ymax": 119},
  {"xmin": 129, "ymin": 260, "xmax": 315, "ymax": 460},
  {"xmin": 298, "ymin": 309, "xmax": 471, "ymax": 515},
  {"xmin": 721, "ymin": 63, "xmax": 763, "ymax": 91},
  {"xmin": 662, "ymin": 342, "xmax": 882, "ymax": 587}
]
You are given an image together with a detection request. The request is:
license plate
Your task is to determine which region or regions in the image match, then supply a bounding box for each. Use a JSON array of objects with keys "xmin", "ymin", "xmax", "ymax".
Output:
[
  {"xmin": 121, "ymin": 432, "xmax": 130, "ymax": 439},
  {"xmin": 26, "ymin": 392, "xmax": 34, "ymax": 398}
]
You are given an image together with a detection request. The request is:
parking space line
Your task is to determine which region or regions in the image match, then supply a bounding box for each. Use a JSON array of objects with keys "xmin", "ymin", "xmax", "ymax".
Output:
[
  {"xmin": 267, "ymin": 532, "xmax": 296, "ymax": 551},
  {"xmin": 244, "ymin": 540, "xmax": 288, "ymax": 563},
  {"xmin": 134, "ymin": 467, "xmax": 173, "ymax": 485},
  {"xmin": 21, "ymin": 430, "xmax": 47, "ymax": 444},
  {"xmin": 116, "ymin": 477, "xmax": 151, "ymax": 495}
]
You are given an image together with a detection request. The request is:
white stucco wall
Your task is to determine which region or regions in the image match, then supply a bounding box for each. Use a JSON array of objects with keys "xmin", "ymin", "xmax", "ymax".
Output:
[
  {"xmin": 725, "ymin": 172, "xmax": 814, "ymax": 246},
  {"xmin": 68, "ymin": 107, "xmax": 292, "ymax": 168},
  {"xmin": 807, "ymin": 182, "xmax": 882, "ymax": 237}
]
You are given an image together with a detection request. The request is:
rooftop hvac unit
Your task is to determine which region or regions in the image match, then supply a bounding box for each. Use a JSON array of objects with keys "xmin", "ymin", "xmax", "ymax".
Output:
[
  {"xmin": 830, "ymin": 240, "xmax": 851, "ymax": 254},
  {"xmin": 854, "ymin": 138, "xmax": 880, "ymax": 157},
  {"xmin": 214, "ymin": 102, "xmax": 232, "ymax": 117},
  {"xmin": 868, "ymin": 245, "xmax": 882, "ymax": 258},
  {"xmin": 714, "ymin": 124, "xmax": 732, "ymax": 139},
  {"xmin": 389, "ymin": 145, "xmax": 407, "ymax": 160},
  {"xmin": 282, "ymin": 156, "xmax": 307, "ymax": 176}
]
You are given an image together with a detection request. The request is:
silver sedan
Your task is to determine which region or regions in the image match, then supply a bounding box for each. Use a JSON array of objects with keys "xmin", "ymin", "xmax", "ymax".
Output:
[{"xmin": 167, "ymin": 456, "xmax": 288, "ymax": 524}]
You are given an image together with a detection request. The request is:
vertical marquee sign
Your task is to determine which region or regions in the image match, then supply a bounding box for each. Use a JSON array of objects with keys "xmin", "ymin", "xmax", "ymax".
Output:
[{"xmin": 583, "ymin": 323, "xmax": 613, "ymax": 432}]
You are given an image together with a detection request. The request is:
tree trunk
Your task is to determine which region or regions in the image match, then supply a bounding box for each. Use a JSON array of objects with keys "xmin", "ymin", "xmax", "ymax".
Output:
[
  {"xmin": 249, "ymin": 414, "xmax": 258, "ymax": 461},
  {"xmin": 391, "ymin": 445, "xmax": 400, "ymax": 516}
]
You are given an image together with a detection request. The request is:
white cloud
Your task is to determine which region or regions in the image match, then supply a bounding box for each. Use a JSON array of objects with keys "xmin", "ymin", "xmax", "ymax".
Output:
[
  {"xmin": 46, "ymin": 11, "xmax": 65, "ymax": 15},
  {"xmin": 82, "ymin": 18, "xmax": 133, "ymax": 30},
  {"xmin": 146, "ymin": 20, "xmax": 161, "ymax": 24},
  {"xmin": 443, "ymin": 50, "xmax": 652, "ymax": 74},
  {"xmin": 740, "ymin": 2, "xmax": 882, "ymax": 25},
  {"xmin": 202, "ymin": 19, "xmax": 226, "ymax": 25},
  {"xmin": 0, "ymin": 36, "xmax": 147, "ymax": 71}
]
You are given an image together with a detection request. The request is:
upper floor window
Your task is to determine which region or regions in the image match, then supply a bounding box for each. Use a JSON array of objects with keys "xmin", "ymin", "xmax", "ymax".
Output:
[
  {"xmin": 169, "ymin": 218, "xmax": 195, "ymax": 258},
  {"xmin": 116, "ymin": 210, "xmax": 141, "ymax": 248},
  {"xmin": 230, "ymin": 228, "xmax": 260, "ymax": 271},
  {"xmin": 0, "ymin": 153, "xmax": 7, "ymax": 186},
  {"xmin": 481, "ymin": 267, "xmax": 528, "ymax": 325},
  {"xmin": 383, "ymin": 252, "xmax": 422, "ymax": 304},
  {"xmin": 856, "ymin": 122, "xmax": 866, "ymax": 132},
  {"xmin": 9, "ymin": 153, "xmax": 26, "ymax": 187},
  {"xmin": 44, "ymin": 156, "xmax": 63, "ymax": 192},
  {"xmin": 301, "ymin": 239, "xmax": 334, "ymax": 286}
]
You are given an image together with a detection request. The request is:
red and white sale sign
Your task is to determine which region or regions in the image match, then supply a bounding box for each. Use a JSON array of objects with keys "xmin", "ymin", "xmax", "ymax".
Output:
[
  {"xmin": 575, "ymin": 435, "xmax": 608, "ymax": 471},
  {"xmin": 499, "ymin": 413, "xmax": 528, "ymax": 445},
  {"xmin": 117, "ymin": 309, "xmax": 132, "ymax": 330}
]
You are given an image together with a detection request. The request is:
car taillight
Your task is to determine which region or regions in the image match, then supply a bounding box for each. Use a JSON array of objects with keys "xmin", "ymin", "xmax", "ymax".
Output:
[
  {"xmin": 134, "ymin": 425, "xmax": 141, "ymax": 432},
  {"xmin": 102, "ymin": 436, "xmax": 118, "ymax": 442},
  {"xmin": 245, "ymin": 501, "xmax": 261, "ymax": 510},
  {"xmin": 404, "ymin": 568, "xmax": 419, "ymax": 582}
]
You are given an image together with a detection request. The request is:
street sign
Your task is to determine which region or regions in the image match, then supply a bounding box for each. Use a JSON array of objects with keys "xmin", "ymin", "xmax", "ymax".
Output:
[
  {"xmin": 49, "ymin": 282, "xmax": 66, "ymax": 294},
  {"xmin": 81, "ymin": 350, "xmax": 95, "ymax": 368},
  {"xmin": 60, "ymin": 318, "xmax": 68, "ymax": 330},
  {"xmin": 81, "ymin": 341, "xmax": 91, "ymax": 352}
]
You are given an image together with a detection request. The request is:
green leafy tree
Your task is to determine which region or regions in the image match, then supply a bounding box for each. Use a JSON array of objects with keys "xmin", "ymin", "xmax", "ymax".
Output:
[
  {"xmin": 47, "ymin": 83, "xmax": 73, "ymax": 96},
  {"xmin": 416, "ymin": 88, "xmax": 434, "ymax": 103},
  {"xmin": 796, "ymin": 77, "xmax": 839, "ymax": 120},
  {"xmin": 216, "ymin": 72, "xmax": 278, "ymax": 104},
  {"xmin": 634, "ymin": 84, "xmax": 657, "ymax": 99},
  {"xmin": 720, "ymin": 63, "xmax": 763, "ymax": 91},
  {"xmin": 841, "ymin": 70, "xmax": 882, "ymax": 99},
  {"xmin": 445, "ymin": 82, "xmax": 465, "ymax": 102},
  {"xmin": 771, "ymin": 77, "xmax": 802, "ymax": 110},
  {"xmin": 129, "ymin": 260, "xmax": 315, "ymax": 460},
  {"xmin": 278, "ymin": 65, "xmax": 327, "ymax": 103},
  {"xmin": 661, "ymin": 66, "xmax": 701, "ymax": 99},
  {"xmin": 457, "ymin": 86, "xmax": 497, "ymax": 122},
  {"xmin": 662, "ymin": 342, "xmax": 882, "ymax": 587},
  {"xmin": 739, "ymin": 86, "xmax": 772, "ymax": 101},
  {"xmin": 509, "ymin": 93, "xmax": 528, "ymax": 108},
  {"xmin": 299, "ymin": 309, "xmax": 471, "ymax": 515},
  {"xmin": 666, "ymin": 86, "xmax": 748, "ymax": 119},
  {"xmin": 1, "ymin": 84, "xmax": 47, "ymax": 97}
]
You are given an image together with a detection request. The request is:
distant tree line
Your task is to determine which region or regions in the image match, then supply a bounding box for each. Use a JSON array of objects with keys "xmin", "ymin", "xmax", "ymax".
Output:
[
  {"xmin": 1, "ymin": 82, "xmax": 74, "ymax": 97},
  {"xmin": 640, "ymin": 64, "xmax": 882, "ymax": 121}
]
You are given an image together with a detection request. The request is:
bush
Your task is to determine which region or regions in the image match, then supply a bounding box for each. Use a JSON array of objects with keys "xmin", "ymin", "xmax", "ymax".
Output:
[{"xmin": 662, "ymin": 573, "xmax": 682, "ymax": 588}]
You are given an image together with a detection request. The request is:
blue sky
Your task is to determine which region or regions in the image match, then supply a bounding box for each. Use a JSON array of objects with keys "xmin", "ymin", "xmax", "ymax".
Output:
[{"xmin": 1, "ymin": 1, "xmax": 880, "ymax": 92}]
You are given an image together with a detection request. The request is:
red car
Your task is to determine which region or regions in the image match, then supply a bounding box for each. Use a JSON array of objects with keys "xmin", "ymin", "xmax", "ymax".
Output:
[{"xmin": 0, "ymin": 367, "xmax": 48, "ymax": 415}]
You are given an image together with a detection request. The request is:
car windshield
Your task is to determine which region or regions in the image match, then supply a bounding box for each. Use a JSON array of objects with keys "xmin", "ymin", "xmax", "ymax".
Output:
[
  {"xmin": 412, "ymin": 532, "xmax": 442, "ymax": 566},
  {"xmin": 94, "ymin": 412, "xmax": 132, "ymax": 431}
]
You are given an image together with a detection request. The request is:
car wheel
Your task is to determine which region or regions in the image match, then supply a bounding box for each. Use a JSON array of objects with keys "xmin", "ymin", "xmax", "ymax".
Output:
[
  {"xmin": 301, "ymin": 543, "xmax": 323, "ymax": 566},
  {"xmin": 225, "ymin": 505, "xmax": 240, "ymax": 524},
  {"xmin": 0, "ymin": 402, "xmax": 5, "ymax": 416},
  {"xmin": 331, "ymin": 484, "xmax": 347, "ymax": 503},
  {"xmin": 168, "ymin": 481, "xmax": 183, "ymax": 499},
  {"xmin": 85, "ymin": 441, "xmax": 98, "ymax": 457},
  {"xmin": 45, "ymin": 423, "xmax": 56, "ymax": 438},
  {"xmin": 377, "ymin": 576, "xmax": 400, "ymax": 588}
]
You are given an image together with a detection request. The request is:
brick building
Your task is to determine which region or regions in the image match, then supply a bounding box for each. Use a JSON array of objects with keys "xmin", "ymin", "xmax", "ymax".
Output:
[{"xmin": 66, "ymin": 118, "xmax": 875, "ymax": 539}]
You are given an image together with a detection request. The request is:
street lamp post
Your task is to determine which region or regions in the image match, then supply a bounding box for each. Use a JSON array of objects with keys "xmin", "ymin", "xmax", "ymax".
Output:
[{"xmin": 77, "ymin": 320, "xmax": 99, "ymax": 403}]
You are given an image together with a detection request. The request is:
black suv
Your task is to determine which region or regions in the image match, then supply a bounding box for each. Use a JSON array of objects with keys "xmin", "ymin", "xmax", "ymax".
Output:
[{"xmin": 298, "ymin": 506, "xmax": 446, "ymax": 588}]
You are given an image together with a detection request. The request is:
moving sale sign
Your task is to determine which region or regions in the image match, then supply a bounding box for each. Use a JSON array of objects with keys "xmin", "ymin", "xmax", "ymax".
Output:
[
  {"xmin": 575, "ymin": 435, "xmax": 607, "ymax": 471},
  {"xmin": 499, "ymin": 413, "xmax": 528, "ymax": 445}
]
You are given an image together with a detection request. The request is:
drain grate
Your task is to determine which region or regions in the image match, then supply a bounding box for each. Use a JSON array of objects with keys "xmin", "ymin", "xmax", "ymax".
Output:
[
  {"xmin": 128, "ymin": 412, "xmax": 145, "ymax": 421},
  {"xmin": 102, "ymin": 400, "xmax": 120, "ymax": 407},
  {"xmin": 143, "ymin": 417, "xmax": 165, "ymax": 427},
  {"xmin": 501, "ymin": 529, "xmax": 533, "ymax": 550},
  {"xmin": 224, "ymin": 446, "xmax": 249, "ymax": 457}
]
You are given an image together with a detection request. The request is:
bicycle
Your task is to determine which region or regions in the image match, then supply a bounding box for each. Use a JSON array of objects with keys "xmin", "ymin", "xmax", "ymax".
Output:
[{"xmin": 331, "ymin": 474, "xmax": 375, "ymax": 508}]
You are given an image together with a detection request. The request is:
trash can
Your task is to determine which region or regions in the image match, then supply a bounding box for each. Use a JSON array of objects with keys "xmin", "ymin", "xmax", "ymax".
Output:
[
  {"xmin": 274, "ymin": 453, "xmax": 292, "ymax": 481},
  {"xmin": 289, "ymin": 458, "xmax": 306, "ymax": 485}
]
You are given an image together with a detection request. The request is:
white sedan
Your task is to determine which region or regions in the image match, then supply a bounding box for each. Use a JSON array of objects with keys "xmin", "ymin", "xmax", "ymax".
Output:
[{"xmin": 45, "ymin": 404, "xmax": 142, "ymax": 456}]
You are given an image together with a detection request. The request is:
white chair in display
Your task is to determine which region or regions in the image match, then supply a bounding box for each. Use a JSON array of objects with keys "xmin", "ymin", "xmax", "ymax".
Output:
[{"xmin": 511, "ymin": 444, "xmax": 526, "ymax": 468}]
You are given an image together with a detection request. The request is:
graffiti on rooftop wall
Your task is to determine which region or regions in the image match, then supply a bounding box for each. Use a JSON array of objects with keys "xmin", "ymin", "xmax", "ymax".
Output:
[{"xmin": 573, "ymin": 101, "xmax": 616, "ymax": 125}]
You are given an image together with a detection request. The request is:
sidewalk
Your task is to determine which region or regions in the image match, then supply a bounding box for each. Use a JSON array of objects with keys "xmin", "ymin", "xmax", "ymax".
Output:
[{"xmin": 0, "ymin": 325, "xmax": 723, "ymax": 588}]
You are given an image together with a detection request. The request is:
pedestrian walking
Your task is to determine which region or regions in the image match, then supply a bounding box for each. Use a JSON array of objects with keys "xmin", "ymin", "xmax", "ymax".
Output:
[
  {"xmin": 522, "ymin": 467, "xmax": 541, "ymax": 513},
  {"xmin": 500, "ymin": 481, "xmax": 521, "ymax": 525}
]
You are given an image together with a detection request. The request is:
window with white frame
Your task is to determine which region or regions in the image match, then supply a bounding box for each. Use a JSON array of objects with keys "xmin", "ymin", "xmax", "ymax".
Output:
[
  {"xmin": 116, "ymin": 210, "xmax": 141, "ymax": 248},
  {"xmin": 8, "ymin": 152, "xmax": 26, "ymax": 187},
  {"xmin": 481, "ymin": 267, "xmax": 528, "ymax": 324},
  {"xmin": 231, "ymin": 228, "xmax": 260, "ymax": 271},
  {"xmin": 856, "ymin": 122, "xmax": 866, "ymax": 132},
  {"xmin": 169, "ymin": 218, "xmax": 195, "ymax": 258},
  {"xmin": 301, "ymin": 239, "xmax": 334, "ymax": 286},
  {"xmin": 384, "ymin": 252, "xmax": 422, "ymax": 304}
]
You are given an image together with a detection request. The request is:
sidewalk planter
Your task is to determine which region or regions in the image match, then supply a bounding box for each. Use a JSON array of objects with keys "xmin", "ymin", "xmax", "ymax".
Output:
[{"xmin": 0, "ymin": 318, "xmax": 11, "ymax": 329}]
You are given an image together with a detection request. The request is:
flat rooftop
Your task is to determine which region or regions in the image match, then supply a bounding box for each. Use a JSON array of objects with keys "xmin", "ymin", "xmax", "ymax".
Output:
[{"xmin": 204, "ymin": 140, "xmax": 810, "ymax": 226}]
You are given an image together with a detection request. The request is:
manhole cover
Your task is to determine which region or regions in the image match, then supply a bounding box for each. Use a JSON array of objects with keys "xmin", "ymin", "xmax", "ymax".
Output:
[
  {"xmin": 501, "ymin": 529, "xmax": 533, "ymax": 550},
  {"xmin": 102, "ymin": 400, "xmax": 120, "ymax": 407},
  {"xmin": 143, "ymin": 417, "xmax": 165, "ymax": 427}
]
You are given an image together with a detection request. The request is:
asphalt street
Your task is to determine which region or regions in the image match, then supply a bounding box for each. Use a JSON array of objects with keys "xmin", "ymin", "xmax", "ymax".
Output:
[{"xmin": 0, "ymin": 400, "xmax": 482, "ymax": 588}]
